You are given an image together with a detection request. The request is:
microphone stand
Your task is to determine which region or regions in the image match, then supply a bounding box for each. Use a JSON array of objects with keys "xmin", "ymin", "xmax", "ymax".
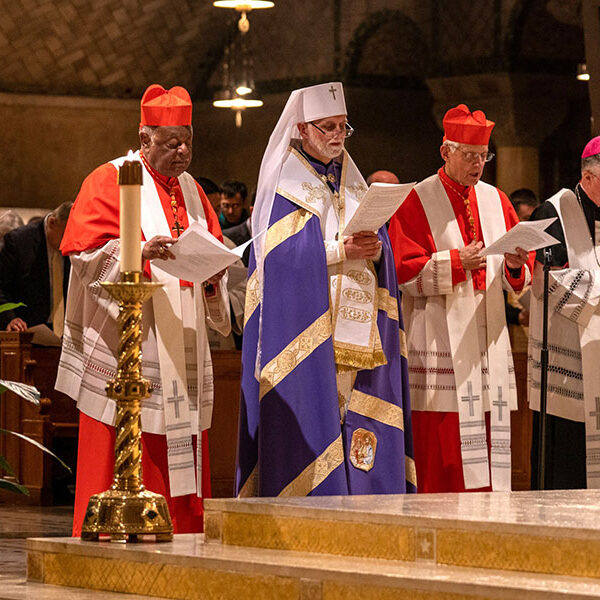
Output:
[{"xmin": 537, "ymin": 247, "xmax": 552, "ymax": 490}]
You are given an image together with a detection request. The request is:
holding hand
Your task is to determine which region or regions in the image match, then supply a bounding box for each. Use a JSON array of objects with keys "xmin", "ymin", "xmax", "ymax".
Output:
[
  {"xmin": 142, "ymin": 235, "xmax": 177, "ymax": 261},
  {"xmin": 459, "ymin": 240, "xmax": 486, "ymax": 271},
  {"xmin": 504, "ymin": 246, "xmax": 528, "ymax": 270},
  {"xmin": 344, "ymin": 231, "xmax": 382, "ymax": 260},
  {"xmin": 206, "ymin": 269, "xmax": 226, "ymax": 286},
  {"xmin": 6, "ymin": 317, "xmax": 27, "ymax": 332}
]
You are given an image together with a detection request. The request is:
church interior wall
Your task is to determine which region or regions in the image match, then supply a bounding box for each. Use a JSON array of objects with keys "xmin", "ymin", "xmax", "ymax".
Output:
[{"xmin": 0, "ymin": 0, "xmax": 591, "ymax": 213}]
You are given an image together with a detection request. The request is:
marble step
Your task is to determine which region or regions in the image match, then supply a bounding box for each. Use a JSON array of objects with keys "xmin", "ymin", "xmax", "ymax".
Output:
[
  {"xmin": 0, "ymin": 576, "xmax": 163, "ymax": 600},
  {"xmin": 204, "ymin": 490, "xmax": 600, "ymax": 580},
  {"xmin": 26, "ymin": 533, "xmax": 600, "ymax": 599}
]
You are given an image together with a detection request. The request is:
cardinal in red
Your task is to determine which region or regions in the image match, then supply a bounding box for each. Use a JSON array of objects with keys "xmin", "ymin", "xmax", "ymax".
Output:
[
  {"xmin": 57, "ymin": 84, "xmax": 231, "ymax": 535},
  {"xmin": 389, "ymin": 104, "xmax": 532, "ymax": 493}
]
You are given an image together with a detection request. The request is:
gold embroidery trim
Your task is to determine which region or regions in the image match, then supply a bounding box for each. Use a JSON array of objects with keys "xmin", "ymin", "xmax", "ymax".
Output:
[
  {"xmin": 377, "ymin": 287, "xmax": 399, "ymax": 321},
  {"xmin": 238, "ymin": 464, "xmax": 258, "ymax": 498},
  {"xmin": 265, "ymin": 208, "xmax": 313, "ymax": 258},
  {"xmin": 405, "ymin": 455, "xmax": 418, "ymax": 488},
  {"xmin": 399, "ymin": 327, "xmax": 408, "ymax": 359},
  {"xmin": 276, "ymin": 186, "xmax": 323, "ymax": 220},
  {"xmin": 259, "ymin": 311, "xmax": 332, "ymax": 400},
  {"xmin": 279, "ymin": 434, "xmax": 344, "ymax": 496},
  {"xmin": 348, "ymin": 389, "xmax": 404, "ymax": 431},
  {"xmin": 244, "ymin": 270, "xmax": 260, "ymax": 327},
  {"xmin": 334, "ymin": 347, "xmax": 387, "ymax": 372}
]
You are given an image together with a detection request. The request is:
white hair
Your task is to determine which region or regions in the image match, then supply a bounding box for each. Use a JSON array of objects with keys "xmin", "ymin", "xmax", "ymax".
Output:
[{"xmin": 442, "ymin": 140, "xmax": 460, "ymax": 152}]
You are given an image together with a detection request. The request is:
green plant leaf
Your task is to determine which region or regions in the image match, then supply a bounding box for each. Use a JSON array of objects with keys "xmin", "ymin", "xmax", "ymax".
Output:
[
  {"xmin": 0, "ymin": 429, "xmax": 72, "ymax": 473},
  {"xmin": 0, "ymin": 477, "xmax": 29, "ymax": 495},
  {"xmin": 0, "ymin": 302, "xmax": 25, "ymax": 315},
  {"xmin": 0, "ymin": 455, "xmax": 15, "ymax": 476}
]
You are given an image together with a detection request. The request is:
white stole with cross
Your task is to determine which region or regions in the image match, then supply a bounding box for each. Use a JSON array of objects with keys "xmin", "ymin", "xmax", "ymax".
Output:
[
  {"xmin": 110, "ymin": 151, "xmax": 211, "ymax": 497},
  {"xmin": 417, "ymin": 175, "xmax": 513, "ymax": 490},
  {"xmin": 277, "ymin": 147, "xmax": 384, "ymax": 371},
  {"xmin": 536, "ymin": 189, "xmax": 600, "ymax": 488}
]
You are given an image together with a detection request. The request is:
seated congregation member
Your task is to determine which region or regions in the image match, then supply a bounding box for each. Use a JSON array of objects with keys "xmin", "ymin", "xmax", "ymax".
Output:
[
  {"xmin": 0, "ymin": 210, "xmax": 24, "ymax": 250},
  {"xmin": 56, "ymin": 84, "xmax": 230, "ymax": 535},
  {"xmin": 389, "ymin": 104, "xmax": 531, "ymax": 493},
  {"xmin": 196, "ymin": 176, "xmax": 221, "ymax": 215},
  {"xmin": 236, "ymin": 82, "xmax": 416, "ymax": 498},
  {"xmin": 219, "ymin": 180, "xmax": 249, "ymax": 230},
  {"xmin": 528, "ymin": 136, "xmax": 600, "ymax": 490},
  {"xmin": 367, "ymin": 170, "xmax": 400, "ymax": 185},
  {"xmin": 0, "ymin": 202, "xmax": 72, "ymax": 335}
]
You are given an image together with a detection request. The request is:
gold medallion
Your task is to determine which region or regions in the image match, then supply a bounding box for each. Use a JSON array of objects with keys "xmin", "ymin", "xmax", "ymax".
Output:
[{"xmin": 350, "ymin": 428, "xmax": 377, "ymax": 472}]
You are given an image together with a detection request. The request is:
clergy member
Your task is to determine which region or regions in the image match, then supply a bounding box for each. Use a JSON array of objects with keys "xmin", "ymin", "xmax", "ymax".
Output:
[
  {"xmin": 56, "ymin": 84, "xmax": 231, "ymax": 535},
  {"xmin": 388, "ymin": 104, "xmax": 531, "ymax": 493},
  {"xmin": 528, "ymin": 136, "xmax": 600, "ymax": 490},
  {"xmin": 236, "ymin": 82, "xmax": 416, "ymax": 497}
]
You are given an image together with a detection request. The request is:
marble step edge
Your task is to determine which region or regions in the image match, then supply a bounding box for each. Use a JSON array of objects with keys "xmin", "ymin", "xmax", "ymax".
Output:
[
  {"xmin": 203, "ymin": 502, "xmax": 600, "ymax": 579},
  {"xmin": 25, "ymin": 535, "xmax": 600, "ymax": 600},
  {"xmin": 203, "ymin": 494, "xmax": 600, "ymax": 540}
]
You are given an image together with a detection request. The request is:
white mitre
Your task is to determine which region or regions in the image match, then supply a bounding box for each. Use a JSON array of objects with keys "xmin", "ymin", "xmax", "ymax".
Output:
[
  {"xmin": 299, "ymin": 81, "xmax": 347, "ymax": 125},
  {"xmin": 252, "ymin": 82, "xmax": 347, "ymax": 267}
]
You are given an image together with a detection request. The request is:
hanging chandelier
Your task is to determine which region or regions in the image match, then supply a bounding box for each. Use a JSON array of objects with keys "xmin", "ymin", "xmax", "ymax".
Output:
[
  {"xmin": 212, "ymin": 1, "xmax": 273, "ymax": 126},
  {"xmin": 213, "ymin": 1, "xmax": 274, "ymax": 32}
]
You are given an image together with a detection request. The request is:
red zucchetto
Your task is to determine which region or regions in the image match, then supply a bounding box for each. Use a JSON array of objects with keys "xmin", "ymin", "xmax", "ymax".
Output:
[
  {"xmin": 442, "ymin": 103, "xmax": 495, "ymax": 146},
  {"xmin": 140, "ymin": 84, "xmax": 192, "ymax": 127},
  {"xmin": 582, "ymin": 136, "xmax": 600, "ymax": 159}
]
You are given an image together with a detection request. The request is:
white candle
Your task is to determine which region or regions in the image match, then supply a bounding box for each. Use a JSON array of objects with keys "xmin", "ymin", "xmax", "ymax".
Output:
[{"xmin": 119, "ymin": 152, "xmax": 143, "ymax": 272}]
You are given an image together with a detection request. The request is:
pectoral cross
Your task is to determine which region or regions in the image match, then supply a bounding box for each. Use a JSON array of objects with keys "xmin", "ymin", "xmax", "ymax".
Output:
[
  {"xmin": 461, "ymin": 381, "xmax": 480, "ymax": 417},
  {"xmin": 329, "ymin": 85, "xmax": 337, "ymax": 100},
  {"xmin": 167, "ymin": 380, "xmax": 185, "ymax": 418},
  {"xmin": 172, "ymin": 220, "xmax": 184, "ymax": 237}
]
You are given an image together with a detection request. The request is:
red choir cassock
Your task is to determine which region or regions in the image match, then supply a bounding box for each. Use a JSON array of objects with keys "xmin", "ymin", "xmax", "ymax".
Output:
[
  {"xmin": 388, "ymin": 104, "xmax": 533, "ymax": 493},
  {"xmin": 61, "ymin": 85, "xmax": 222, "ymax": 535}
]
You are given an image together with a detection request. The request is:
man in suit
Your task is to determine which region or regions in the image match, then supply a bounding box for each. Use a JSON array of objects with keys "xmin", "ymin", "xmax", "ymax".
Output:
[{"xmin": 0, "ymin": 201, "xmax": 72, "ymax": 333}]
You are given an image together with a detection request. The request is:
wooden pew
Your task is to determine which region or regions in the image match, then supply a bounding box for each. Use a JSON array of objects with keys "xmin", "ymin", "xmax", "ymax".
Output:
[
  {"xmin": 0, "ymin": 335, "xmax": 242, "ymax": 504},
  {"xmin": 0, "ymin": 331, "xmax": 77, "ymax": 504}
]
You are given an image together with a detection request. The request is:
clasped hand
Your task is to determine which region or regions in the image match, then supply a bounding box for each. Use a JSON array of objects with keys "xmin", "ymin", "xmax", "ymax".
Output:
[
  {"xmin": 343, "ymin": 231, "xmax": 382, "ymax": 260},
  {"xmin": 459, "ymin": 240, "xmax": 486, "ymax": 271}
]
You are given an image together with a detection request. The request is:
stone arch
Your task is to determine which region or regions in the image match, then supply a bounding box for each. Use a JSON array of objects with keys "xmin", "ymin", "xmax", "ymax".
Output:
[
  {"xmin": 506, "ymin": 0, "xmax": 584, "ymax": 72},
  {"xmin": 343, "ymin": 10, "xmax": 429, "ymax": 89}
]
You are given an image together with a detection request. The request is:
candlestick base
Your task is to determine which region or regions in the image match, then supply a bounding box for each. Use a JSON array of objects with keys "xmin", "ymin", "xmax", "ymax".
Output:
[{"xmin": 81, "ymin": 489, "xmax": 173, "ymax": 542}]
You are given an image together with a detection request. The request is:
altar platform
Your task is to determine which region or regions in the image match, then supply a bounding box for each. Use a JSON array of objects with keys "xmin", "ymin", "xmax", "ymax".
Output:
[{"xmin": 26, "ymin": 490, "xmax": 600, "ymax": 599}]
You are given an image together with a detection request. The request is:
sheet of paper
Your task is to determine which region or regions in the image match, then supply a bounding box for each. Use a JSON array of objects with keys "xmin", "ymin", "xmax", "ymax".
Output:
[
  {"xmin": 27, "ymin": 324, "xmax": 62, "ymax": 347},
  {"xmin": 151, "ymin": 222, "xmax": 253, "ymax": 283},
  {"xmin": 0, "ymin": 379, "xmax": 40, "ymax": 405},
  {"xmin": 480, "ymin": 218, "xmax": 560, "ymax": 256},
  {"xmin": 342, "ymin": 182, "xmax": 415, "ymax": 236}
]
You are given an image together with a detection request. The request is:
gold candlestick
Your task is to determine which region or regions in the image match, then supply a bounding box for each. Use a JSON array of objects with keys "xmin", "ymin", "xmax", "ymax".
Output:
[{"xmin": 81, "ymin": 271, "xmax": 173, "ymax": 542}]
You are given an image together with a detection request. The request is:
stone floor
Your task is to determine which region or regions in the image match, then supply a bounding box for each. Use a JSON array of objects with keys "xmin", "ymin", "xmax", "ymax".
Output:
[{"xmin": 0, "ymin": 504, "xmax": 154, "ymax": 599}]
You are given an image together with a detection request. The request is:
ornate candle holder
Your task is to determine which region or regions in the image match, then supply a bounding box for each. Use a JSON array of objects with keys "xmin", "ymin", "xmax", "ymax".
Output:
[{"xmin": 81, "ymin": 271, "xmax": 173, "ymax": 542}]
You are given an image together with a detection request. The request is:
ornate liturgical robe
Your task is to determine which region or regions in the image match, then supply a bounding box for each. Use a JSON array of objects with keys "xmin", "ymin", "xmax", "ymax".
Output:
[
  {"xmin": 57, "ymin": 151, "xmax": 230, "ymax": 534},
  {"xmin": 236, "ymin": 146, "xmax": 416, "ymax": 498},
  {"xmin": 389, "ymin": 168, "xmax": 530, "ymax": 492},
  {"xmin": 528, "ymin": 187, "xmax": 600, "ymax": 489}
]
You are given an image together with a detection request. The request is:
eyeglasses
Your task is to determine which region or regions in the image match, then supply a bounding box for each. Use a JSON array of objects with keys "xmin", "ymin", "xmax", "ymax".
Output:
[
  {"xmin": 310, "ymin": 121, "xmax": 354, "ymax": 138},
  {"xmin": 454, "ymin": 146, "xmax": 495, "ymax": 163}
]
